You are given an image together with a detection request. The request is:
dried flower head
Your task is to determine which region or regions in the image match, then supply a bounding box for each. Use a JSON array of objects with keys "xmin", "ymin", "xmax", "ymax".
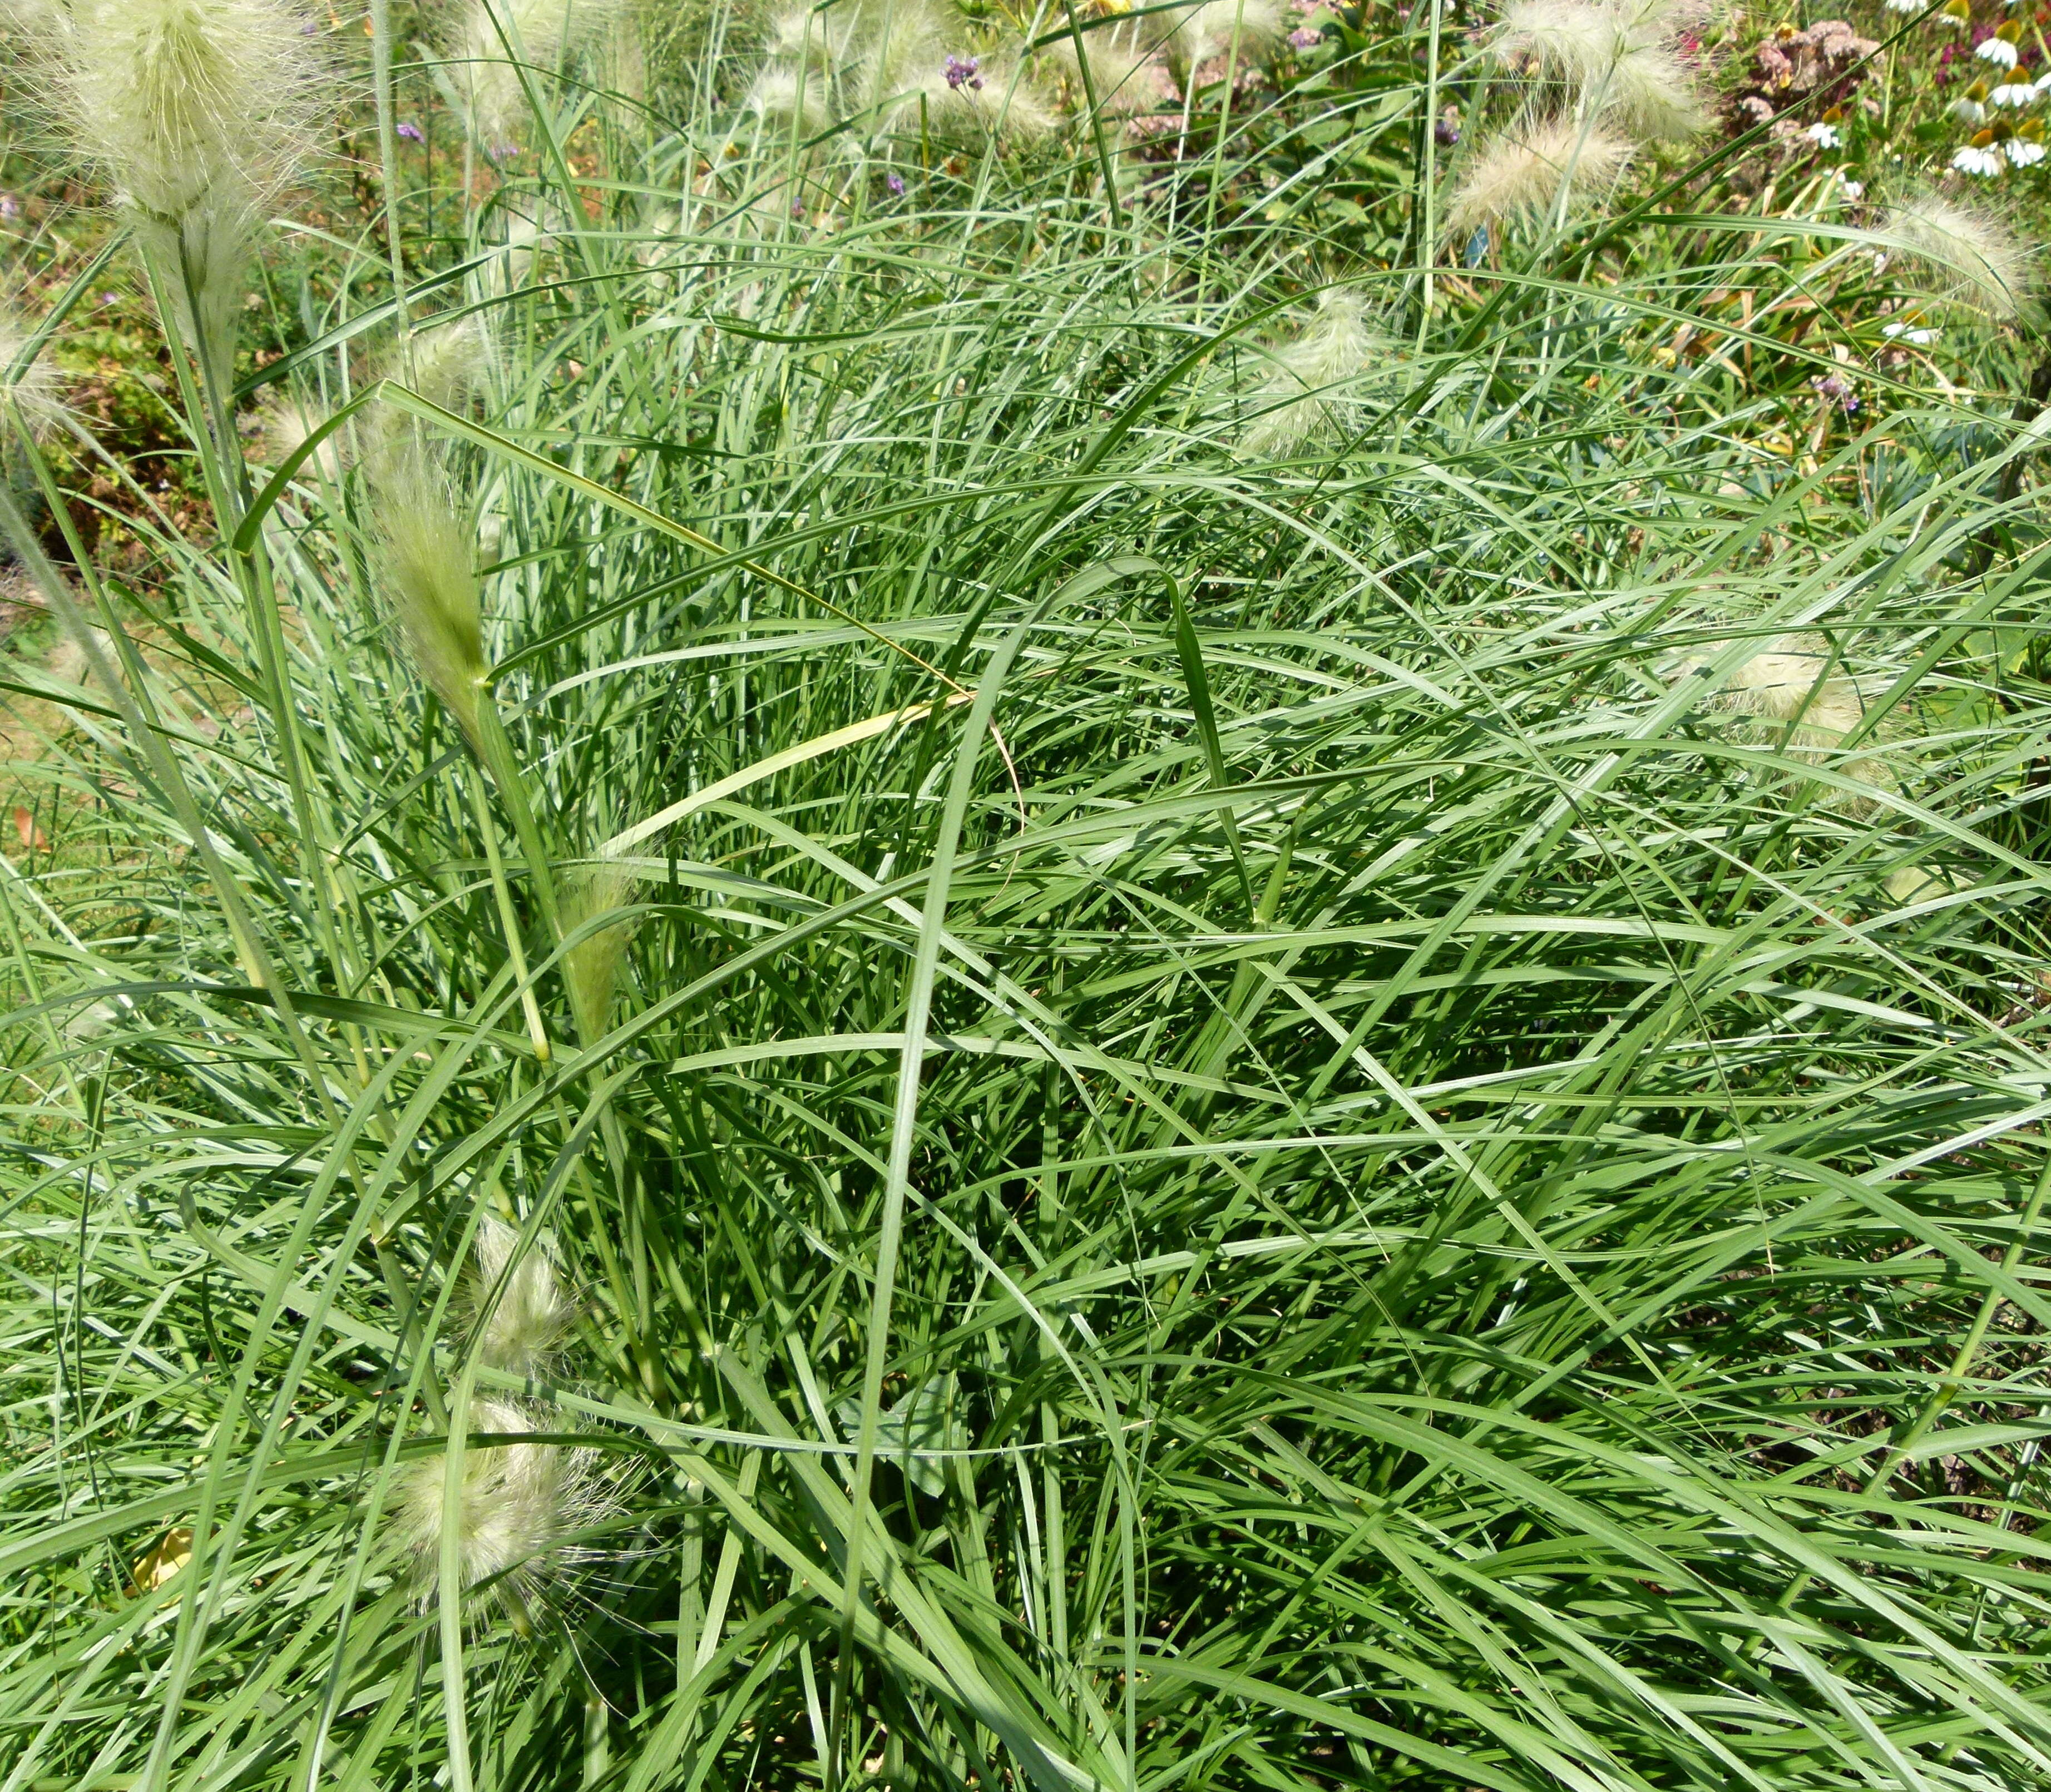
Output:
[
  {"xmin": 561, "ymin": 860, "xmax": 640, "ymax": 1044},
  {"xmin": 394, "ymin": 1395, "xmax": 611, "ymax": 1623},
  {"xmin": 466, "ymin": 1214, "xmax": 576, "ymax": 1378},
  {"xmin": 243, "ymin": 394, "xmax": 347, "ymax": 479},
  {"xmin": 1243, "ymin": 289, "xmax": 1387, "ymax": 455},
  {"xmin": 1879, "ymin": 194, "xmax": 2034, "ymax": 317},
  {"xmin": 372, "ymin": 445, "xmax": 487, "ymax": 750},
  {"xmin": 1445, "ymin": 116, "xmax": 1633, "ymax": 238}
]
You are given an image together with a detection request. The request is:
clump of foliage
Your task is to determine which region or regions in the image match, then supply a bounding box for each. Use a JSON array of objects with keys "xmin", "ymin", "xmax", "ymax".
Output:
[{"xmin": 6, "ymin": 0, "xmax": 2051, "ymax": 1789}]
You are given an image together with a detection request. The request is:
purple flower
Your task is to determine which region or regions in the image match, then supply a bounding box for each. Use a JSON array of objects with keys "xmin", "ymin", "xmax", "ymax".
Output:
[
  {"xmin": 301, "ymin": 17, "xmax": 317, "ymax": 32},
  {"xmin": 793, "ymin": 200, "xmax": 807, "ymax": 217},
  {"xmin": 1434, "ymin": 111, "xmax": 1460, "ymax": 146},
  {"xmin": 1811, "ymin": 372, "xmax": 1857, "ymax": 411},
  {"xmin": 0, "ymin": 194, "xmax": 18, "ymax": 221},
  {"xmin": 1288, "ymin": 24, "xmax": 1323, "ymax": 46},
  {"xmin": 944, "ymin": 53, "xmax": 983, "ymax": 91},
  {"xmin": 487, "ymin": 141, "xmax": 520, "ymax": 161},
  {"xmin": 886, "ymin": 172, "xmax": 906, "ymax": 194},
  {"xmin": 397, "ymin": 121, "xmax": 424, "ymax": 142}
]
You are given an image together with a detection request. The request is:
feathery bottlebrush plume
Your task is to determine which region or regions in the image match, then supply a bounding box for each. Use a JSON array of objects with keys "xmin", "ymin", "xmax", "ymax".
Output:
[
  {"xmin": 1677, "ymin": 633, "xmax": 1893, "ymax": 801},
  {"xmin": 1446, "ymin": 116, "xmax": 1632, "ymax": 239},
  {"xmin": 1145, "ymin": 0, "xmax": 1284, "ymax": 88},
  {"xmin": 370, "ymin": 445, "xmax": 488, "ymax": 751},
  {"xmin": 394, "ymin": 1394, "xmax": 612, "ymax": 1627},
  {"xmin": 439, "ymin": 0, "xmax": 629, "ymax": 149},
  {"xmin": 393, "ymin": 313, "xmax": 500, "ymax": 414},
  {"xmin": 243, "ymin": 395, "xmax": 348, "ymax": 479},
  {"xmin": 1877, "ymin": 194, "xmax": 2035, "ymax": 319},
  {"xmin": 1243, "ymin": 289, "xmax": 1387, "ymax": 456},
  {"xmin": 39, "ymin": 0, "xmax": 328, "ymax": 380},
  {"xmin": 466, "ymin": 1214, "xmax": 576, "ymax": 1379},
  {"xmin": 1491, "ymin": 0, "xmax": 1706, "ymax": 141},
  {"xmin": 561, "ymin": 859, "xmax": 640, "ymax": 1044},
  {"xmin": 0, "ymin": 308, "xmax": 64, "ymax": 437},
  {"xmin": 1040, "ymin": 19, "xmax": 1157, "ymax": 113}
]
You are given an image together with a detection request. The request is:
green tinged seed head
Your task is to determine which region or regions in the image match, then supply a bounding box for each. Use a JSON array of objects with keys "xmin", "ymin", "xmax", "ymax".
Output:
[
  {"xmin": 373, "ymin": 447, "xmax": 488, "ymax": 751},
  {"xmin": 561, "ymin": 860, "xmax": 639, "ymax": 1044}
]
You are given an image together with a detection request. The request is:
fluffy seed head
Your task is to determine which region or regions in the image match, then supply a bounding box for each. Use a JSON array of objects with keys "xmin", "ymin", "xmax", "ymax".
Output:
[
  {"xmin": 562, "ymin": 860, "xmax": 640, "ymax": 1044},
  {"xmin": 466, "ymin": 1215, "xmax": 576, "ymax": 1378},
  {"xmin": 1446, "ymin": 117, "xmax": 1633, "ymax": 237},
  {"xmin": 441, "ymin": 0, "xmax": 630, "ymax": 146},
  {"xmin": 394, "ymin": 313, "xmax": 498, "ymax": 414},
  {"xmin": 38, "ymin": 0, "xmax": 327, "ymax": 372},
  {"xmin": 1492, "ymin": 0, "xmax": 1704, "ymax": 139},
  {"xmin": 394, "ymin": 1395, "xmax": 610, "ymax": 1620},
  {"xmin": 0, "ymin": 311, "xmax": 64, "ymax": 437},
  {"xmin": 48, "ymin": 0, "xmax": 324, "ymax": 219},
  {"xmin": 1689, "ymin": 633, "xmax": 1892, "ymax": 800},
  {"xmin": 1244, "ymin": 289, "xmax": 1386, "ymax": 456},
  {"xmin": 244, "ymin": 395, "xmax": 347, "ymax": 479},
  {"xmin": 1146, "ymin": 0, "xmax": 1284, "ymax": 83},
  {"xmin": 1879, "ymin": 194, "xmax": 2034, "ymax": 319},
  {"xmin": 372, "ymin": 447, "xmax": 487, "ymax": 750}
]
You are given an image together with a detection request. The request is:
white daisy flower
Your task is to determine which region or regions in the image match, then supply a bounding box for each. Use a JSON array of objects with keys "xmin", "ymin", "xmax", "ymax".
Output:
[
  {"xmin": 1953, "ymin": 141, "xmax": 2006, "ymax": 173},
  {"xmin": 1882, "ymin": 321, "xmax": 1940, "ymax": 344},
  {"xmin": 1840, "ymin": 178, "xmax": 1865, "ymax": 197},
  {"xmin": 1991, "ymin": 81, "xmax": 2039, "ymax": 106},
  {"xmin": 1884, "ymin": 0, "xmax": 1928, "ymax": 11},
  {"xmin": 1978, "ymin": 35, "xmax": 2020, "ymax": 67},
  {"xmin": 1806, "ymin": 121, "xmax": 1842, "ymax": 147},
  {"xmin": 1949, "ymin": 96, "xmax": 1988, "ymax": 123},
  {"xmin": 2009, "ymin": 136, "xmax": 2047, "ymax": 162}
]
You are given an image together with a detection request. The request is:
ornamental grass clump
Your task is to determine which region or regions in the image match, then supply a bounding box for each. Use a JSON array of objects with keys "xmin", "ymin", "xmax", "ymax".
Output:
[{"xmin": 15, "ymin": 0, "xmax": 2051, "ymax": 1784}]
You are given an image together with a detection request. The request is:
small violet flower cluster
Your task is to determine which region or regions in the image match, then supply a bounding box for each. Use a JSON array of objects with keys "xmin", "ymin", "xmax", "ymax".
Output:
[
  {"xmin": 1810, "ymin": 371, "xmax": 1859, "ymax": 411},
  {"xmin": 944, "ymin": 53, "xmax": 982, "ymax": 91}
]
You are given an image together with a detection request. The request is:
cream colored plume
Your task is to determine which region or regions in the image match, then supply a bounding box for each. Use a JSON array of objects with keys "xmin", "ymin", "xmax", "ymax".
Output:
[
  {"xmin": 1492, "ymin": 0, "xmax": 1706, "ymax": 141},
  {"xmin": 1691, "ymin": 633, "xmax": 1893, "ymax": 799},
  {"xmin": 1145, "ymin": 0, "xmax": 1284, "ymax": 86},
  {"xmin": 1243, "ymin": 289, "xmax": 1387, "ymax": 456},
  {"xmin": 1877, "ymin": 195, "xmax": 2035, "ymax": 319},
  {"xmin": 37, "ymin": 0, "xmax": 329, "ymax": 377},
  {"xmin": 244, "ymin": 395, "xmax": 348, "ymax": 479},
  {"xmin": 749, "ymin": 0, "xmax": 1062, "ymax": 149},
  {"xmin": 394, "ymin": 1395, "xmax": 610, "ymax": 1619},
  {"xmin": 466, "ymin": 1214, "xmax": 576, "ymax": 1378},
  {"xmin": 441, "ymin": 0, "xmax": 630, "ymax": 147},
  {"xmin": 0, "ymin": 310, "xmax": 63, "ymax": 437},
  {"xmin": 1446, "ymin": 116, "xmax": 1632, "ymax": 238}
]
